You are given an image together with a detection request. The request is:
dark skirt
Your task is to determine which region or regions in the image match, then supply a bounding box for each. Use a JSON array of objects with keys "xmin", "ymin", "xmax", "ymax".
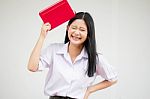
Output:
[{"xmin": 49, "ymin": 96, "xmax": 76, "ymax": 99}]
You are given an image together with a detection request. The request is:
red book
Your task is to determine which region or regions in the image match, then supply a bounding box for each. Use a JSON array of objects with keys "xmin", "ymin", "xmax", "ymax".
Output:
[{"xmin": 39, "ymin": 0, "xmax": 75, "ymax": 30}]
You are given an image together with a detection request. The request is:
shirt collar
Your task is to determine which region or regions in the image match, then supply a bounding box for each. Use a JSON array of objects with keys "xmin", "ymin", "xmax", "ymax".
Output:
[
  {"xmin": 56, "ymin": 42, "xmax": 69, "ymax": 55},
  {"xmin": 56, "ymin": 42, "xmax": 88, "ymax": 58}
]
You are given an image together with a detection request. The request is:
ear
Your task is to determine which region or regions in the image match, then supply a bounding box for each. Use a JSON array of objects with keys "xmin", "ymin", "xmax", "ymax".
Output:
[{"xmin": 66, "ymin": 25, "xmax": 69, "ymax": 31}]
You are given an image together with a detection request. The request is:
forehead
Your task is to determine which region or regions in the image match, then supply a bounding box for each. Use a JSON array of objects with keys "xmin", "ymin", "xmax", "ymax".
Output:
[{"xmin": 70, "ymin": 19, "xmax": 87, "ymax": 28}]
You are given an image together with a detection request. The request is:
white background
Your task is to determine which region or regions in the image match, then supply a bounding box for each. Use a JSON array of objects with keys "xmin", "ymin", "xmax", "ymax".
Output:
[{"xmin": 0, "ymin": 0, "xmax": 150, "ymax": 99}]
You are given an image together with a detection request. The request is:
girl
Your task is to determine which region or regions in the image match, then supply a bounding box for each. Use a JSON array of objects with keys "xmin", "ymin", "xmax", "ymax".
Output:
[{"xmin": 28, "ymin": 12, "xmax": 118, "ymax": 99}]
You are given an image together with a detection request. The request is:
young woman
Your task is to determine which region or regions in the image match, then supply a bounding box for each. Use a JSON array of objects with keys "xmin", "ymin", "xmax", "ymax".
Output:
[{"xmin": 28, "ymin": 12, "xmax": 118, "ymax": 99}]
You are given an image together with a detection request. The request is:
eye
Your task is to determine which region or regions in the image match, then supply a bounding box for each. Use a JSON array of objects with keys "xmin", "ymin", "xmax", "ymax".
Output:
[
  {"xmin": 71, "ymin": 26, "xmax": 77, "ymax": 29},
  {"xmin": 80, "ymin": 28, "xmax": 86, "ymax": 32},
  {"xmin": 80, "ymin": 29, "xmax": 85, "ymax": 31}
]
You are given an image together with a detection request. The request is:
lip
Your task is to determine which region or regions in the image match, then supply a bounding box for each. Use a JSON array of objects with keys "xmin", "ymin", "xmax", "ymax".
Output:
[{"xmin": 71, "ymin": 35, "xmax": 81, "ymax": 41}]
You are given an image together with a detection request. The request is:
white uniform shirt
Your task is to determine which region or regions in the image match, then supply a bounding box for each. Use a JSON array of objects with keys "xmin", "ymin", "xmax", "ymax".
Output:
[{"xmin": 38, "ymin": 43, "xmax": 118, "ymax": 99}]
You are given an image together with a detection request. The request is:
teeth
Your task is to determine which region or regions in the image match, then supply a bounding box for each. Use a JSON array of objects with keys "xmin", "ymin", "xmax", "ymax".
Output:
[{"xmin": 72, "ymin": 36, "xmax": 80, "ymax": 40}]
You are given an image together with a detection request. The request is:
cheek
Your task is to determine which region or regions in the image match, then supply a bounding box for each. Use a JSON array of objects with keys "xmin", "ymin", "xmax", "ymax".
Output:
[
  {"xmin": 67, "ymin": 30, "xmax": 72, "ymax": 39},
  {"xmin": 83, "ymin": 33, "xmax": 88, "ymax": 39},
  {"xmin": 67, "ymin": 28, "xmax": 72, "ymax": 34},
  {"xmin": 68, "ymin": 30, "xmax": 71, "ymax": 37},
  {"xmin": 80, "ymin": 34, "xmax": 87, "ymax": 42},
  {"xmin": 68, "ymin": 28, "xmax": 75, "ymax": 33}
]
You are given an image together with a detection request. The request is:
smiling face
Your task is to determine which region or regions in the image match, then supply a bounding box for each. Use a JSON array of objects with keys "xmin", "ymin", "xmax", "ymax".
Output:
[{"xmin": 67, "ymin": 19, "xmax": 88, "ymax": 46}]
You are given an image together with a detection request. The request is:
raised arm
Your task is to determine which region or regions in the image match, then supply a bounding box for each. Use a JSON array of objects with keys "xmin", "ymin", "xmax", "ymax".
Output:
[{"xmin": 27, "ymin": 23, "xmax": 51, "ymax": 72}]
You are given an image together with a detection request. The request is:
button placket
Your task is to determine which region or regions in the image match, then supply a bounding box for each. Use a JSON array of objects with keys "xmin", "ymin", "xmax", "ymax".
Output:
[{"xmin": 66, "ymin": 63, "xmax": 76, "ymax": 97}]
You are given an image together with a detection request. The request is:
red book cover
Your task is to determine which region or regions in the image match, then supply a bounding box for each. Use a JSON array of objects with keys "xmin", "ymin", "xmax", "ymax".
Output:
[{"xmin": 39, "ymin": 0, "xmax": 75, "ymax": 30}]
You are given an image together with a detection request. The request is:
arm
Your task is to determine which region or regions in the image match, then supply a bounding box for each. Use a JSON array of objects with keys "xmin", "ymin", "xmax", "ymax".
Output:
[
  {"xmin": 84, "ymin": 80, "xmax": 117, "ymax": 99},
  {"xmin": 27, "ymin": 23, "xmax": 51, "ymax": 72}
]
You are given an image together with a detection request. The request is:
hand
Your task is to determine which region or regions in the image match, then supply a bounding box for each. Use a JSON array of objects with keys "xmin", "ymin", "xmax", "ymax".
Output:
[
  {"xmin": 84, "ymin": 88, "xmax": 91, "ymax": 99},
  {"xmin": 40, "ymin": 23, "xmax": 51, "ymax": 38}
]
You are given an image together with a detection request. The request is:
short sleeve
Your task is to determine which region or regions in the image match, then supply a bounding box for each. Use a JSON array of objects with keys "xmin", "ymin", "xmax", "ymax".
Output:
[
  {"xmin": 38, "ymin": 44, "xmax": 54, "ymax": 71},
  {"xmin": 96, "ymin": 54, "xmax": 118, "ymax": 81}
]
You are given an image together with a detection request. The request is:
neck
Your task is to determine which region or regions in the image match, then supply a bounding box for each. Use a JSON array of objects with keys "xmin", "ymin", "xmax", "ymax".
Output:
[{"xmin": 68, "ymin": 43, "xmax": 83, "ymax": 62}]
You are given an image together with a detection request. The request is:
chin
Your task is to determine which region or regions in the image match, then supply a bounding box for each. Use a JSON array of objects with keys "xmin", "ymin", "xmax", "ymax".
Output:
[{"xmin": 70, "ymin": 40, "xmax": 83, "ymax": 45}]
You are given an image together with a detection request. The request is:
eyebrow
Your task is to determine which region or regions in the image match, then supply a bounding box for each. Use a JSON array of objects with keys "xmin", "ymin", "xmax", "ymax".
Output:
[{"xmin": 71, "ymin": 25, "xmax": 86, "ymax": 29}]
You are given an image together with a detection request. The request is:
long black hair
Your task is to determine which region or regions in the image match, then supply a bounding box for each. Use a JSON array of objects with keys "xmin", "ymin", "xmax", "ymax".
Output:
[{"xmin": 64, "ymin": 12, "xmax": 97, "ymax": 77}]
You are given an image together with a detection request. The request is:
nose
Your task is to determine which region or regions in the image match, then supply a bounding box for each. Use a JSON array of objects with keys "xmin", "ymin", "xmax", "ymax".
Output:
[{"xmin": 74, "ymin": 29, "xmax": 80, "ymax": 35}]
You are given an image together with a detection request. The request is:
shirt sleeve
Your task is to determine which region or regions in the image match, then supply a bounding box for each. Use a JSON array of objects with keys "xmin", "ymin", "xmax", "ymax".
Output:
[
  {"xmin": 96, "ymin": 54, "xmax": 118, "ymax": 81},
  {"xmin": 38, "ymin": 44, "xmax": 54, "ymax": 71}
]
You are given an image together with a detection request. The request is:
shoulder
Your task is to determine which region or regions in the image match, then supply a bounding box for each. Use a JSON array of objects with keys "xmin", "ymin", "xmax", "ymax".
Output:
[
  {"xmin": 96, "ymin": 52, "xmax": 107, "ymax": 63},
  {"xmin": 42, "ymin": 43, "xmax": 64, "ymax": 50},
  {"xmin": 45, "ymin": 43, "xmax": 64, "ymax": 51},
  {"xmin": 96, "ymin": 52, "xmax": 103, "ymax": 59},
  {"xmin": 48, "ymin": 43, "xmax": 64, "ymax": 48}
]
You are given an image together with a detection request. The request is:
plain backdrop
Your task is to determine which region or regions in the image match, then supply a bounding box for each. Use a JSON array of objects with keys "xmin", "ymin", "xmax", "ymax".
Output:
[{"xmin": 0, "ymin": 0, "xmax": 150, "ymax": 99}]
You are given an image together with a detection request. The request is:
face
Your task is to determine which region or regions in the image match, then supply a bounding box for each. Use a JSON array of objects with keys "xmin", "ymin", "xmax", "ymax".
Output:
[{"xmin": 67, "ymin": 19, "xmax": 88, "ymax": 46}]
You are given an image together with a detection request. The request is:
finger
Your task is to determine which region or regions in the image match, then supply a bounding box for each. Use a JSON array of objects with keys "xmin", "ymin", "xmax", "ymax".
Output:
[
  {"xmin": 45, "ymin": 22, "xmax": 51, "ymax": 26},
  {"xmin": 46, "ymin": 24, "xmax": 51, "ymax": 31}
]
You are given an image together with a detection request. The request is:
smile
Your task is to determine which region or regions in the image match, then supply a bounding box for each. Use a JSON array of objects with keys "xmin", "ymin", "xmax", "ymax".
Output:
[{"xmin": 71, "ymin": 35, "xmax": 81, "ymax": 41}]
